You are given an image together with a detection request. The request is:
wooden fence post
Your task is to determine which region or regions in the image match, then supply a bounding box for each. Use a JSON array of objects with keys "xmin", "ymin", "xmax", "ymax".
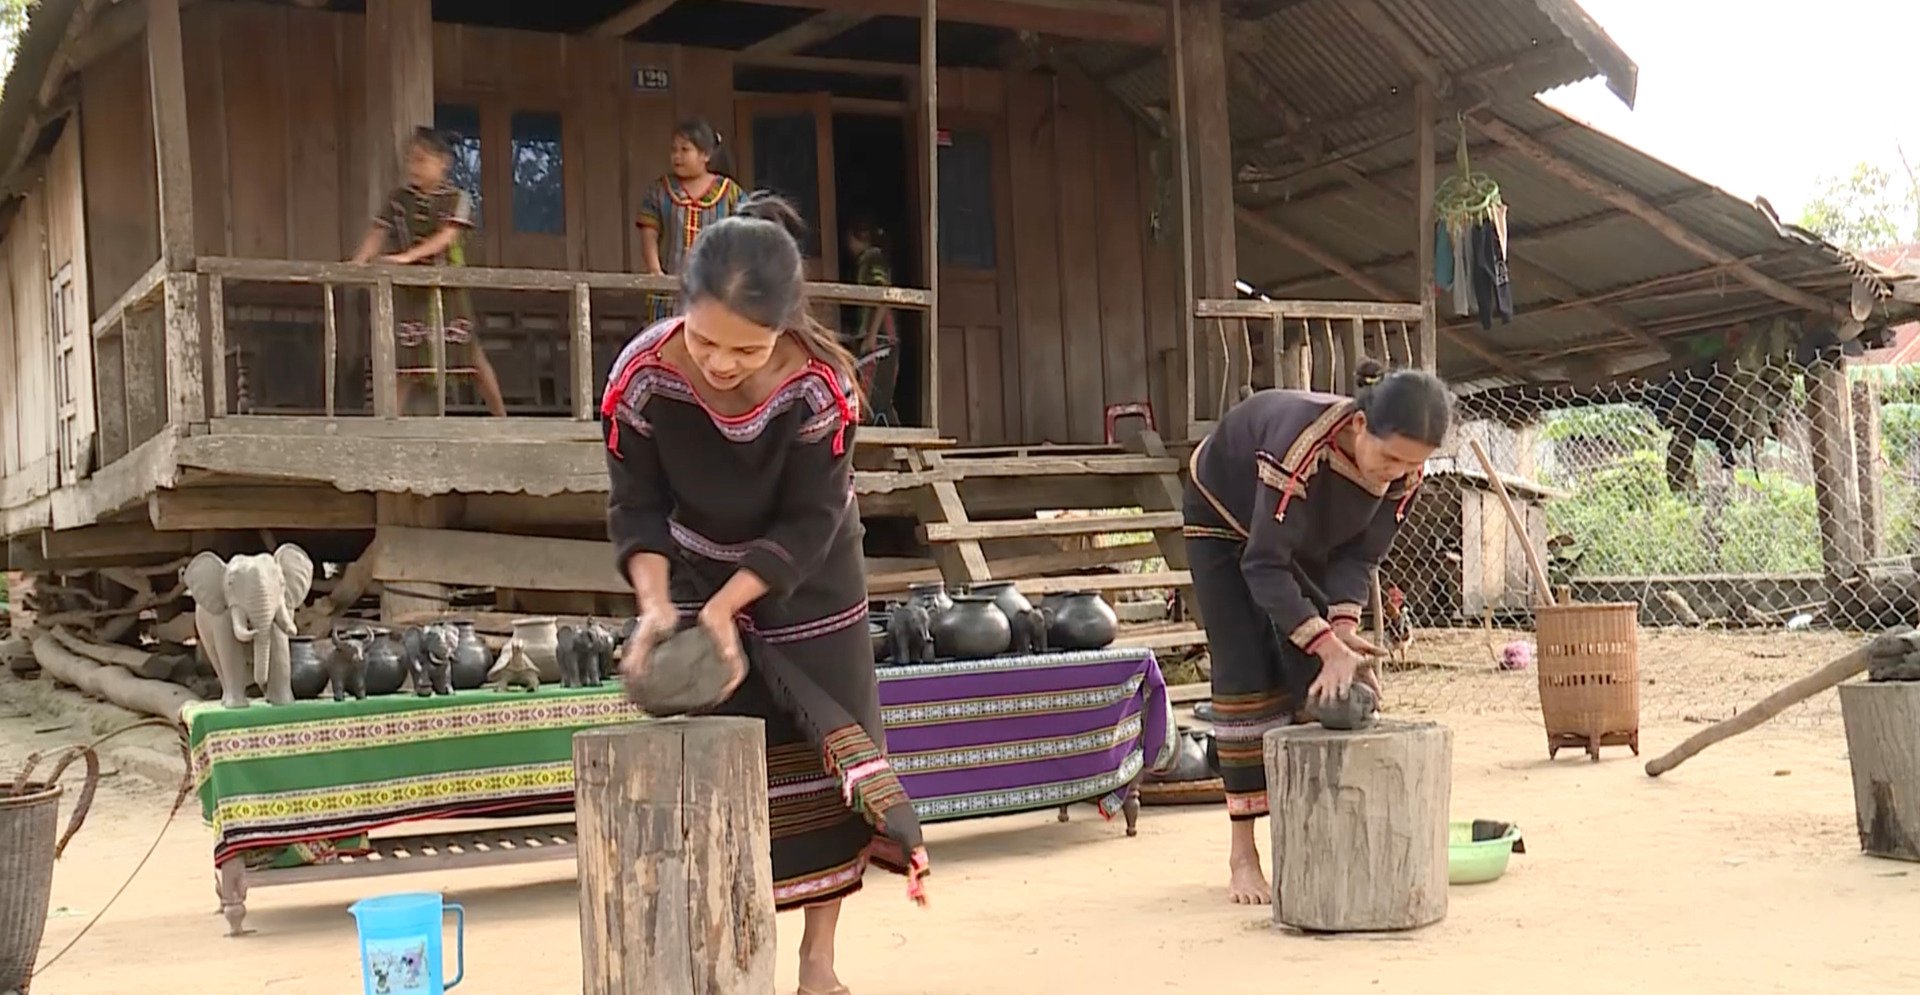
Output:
[{"xmin": 575, "ymin": 718, "xmax": 776, "ymax": 995}]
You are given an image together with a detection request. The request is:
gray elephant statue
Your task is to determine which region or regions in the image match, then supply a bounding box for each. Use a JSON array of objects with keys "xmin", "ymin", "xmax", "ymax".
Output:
[
  {"xmin": 324, "ymin": 630, "xmax": 370, "ymax": 702},
  {"xmin": 1011, "ymin": 606, "xmax": 1053, "ymax": 655},
  {"xmin": 183, "ymin": 544, "xmax": 317, "ymax": 708},
  {"xmin": 580, "ymin": 619, "xmax": 615, "ymax": 684},
  {"xmin": 887, "ymin": 603, "xmax": 934, "ymax": 665},
  {"xmin": 556, "ymin": 624, "xmax": 588, "ymax": 688},
  {"xmin": 407, "ymin": 624, "xmax": 456, "ymax": 696}
]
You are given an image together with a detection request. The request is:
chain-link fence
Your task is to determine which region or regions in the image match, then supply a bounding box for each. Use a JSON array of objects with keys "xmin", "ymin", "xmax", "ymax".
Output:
[{"xmin": 1377, "ymin": 357, "xmax": 1920, "ymax": 730}]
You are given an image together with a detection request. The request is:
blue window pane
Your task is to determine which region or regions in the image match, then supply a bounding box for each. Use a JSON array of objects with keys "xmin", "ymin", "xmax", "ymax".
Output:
[
  {"xmin": 434, "ymin": 103, "xmax": 484, "ymax": 230},
  {"xmin": 511, "ymin": 111, "xmax": 565, "ymax": 235}
]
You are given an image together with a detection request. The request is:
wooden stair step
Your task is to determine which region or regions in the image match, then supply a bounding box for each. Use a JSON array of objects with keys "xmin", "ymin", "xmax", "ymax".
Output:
[
  {"xmin": 1112, "ymin": 626, "xmax": 1209, "ymax": 651},
  {"xmin": 923, "ymin": 512, "xmax": 1182, "ymax": 542},
  {"xmin": 1015, "ymin": 571, "xmax": 1191, "ymax": 594},
  {"xmin": 946, "ymin": 455, "xmax": 1180, "ymax": 478}
]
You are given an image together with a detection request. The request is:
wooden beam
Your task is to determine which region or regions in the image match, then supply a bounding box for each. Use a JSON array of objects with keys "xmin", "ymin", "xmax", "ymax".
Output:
[
  {"xmin": 1469, "ymin": 112, "xmax": 1846, "ymax": 323},
  {"xmin": 922, "ymin": 511, "xmax": 1184, "ymax": 542},
  {"xmin": 365, "ymin": 0, "xmax": 434, "ymax": 214},
  {"xmin": 146, "ymin": 0, "xmax": 195, "ymax": 271},
  {"xmin": 921, "ymin": 0, "xmax": 939, "ymax": 434},
  {"xmin": 744, "ymin": 11, "xmax": 874, "ymax": 56},
  {"xmin": 148, "ymin": 486, "xmax": 377, "ymax": 531},
  {"xmin": 161, "ymin": 273, "xmax": 206, "ymax": 426},
  {"xmin": 1340, "ymin": 0, "xmax": 1445, "ymax": 92},
  {"xmin": 1169, "ymin": 0, "xmax": 1198, "ymax": 434},
  {"xmin": 748, "ymin": 0, "xmax": 1165, "ymax": 45},
  {"xmin": 1178, "ymin": 0, "xmax": 1242, "ymax": 415},
  {"xmin": 373, "ymin": 526, "xmax": 629, "ymax": 595},
  {"xmin": 592, "ymin": 0, "xmax": 682, "ymax": 37},
  {"xmin": 1413, "ymin": 82, "xmax": 1436, "ymax": 373},
  {"xmin": 41, "ymin": 523, "xmax": 192, "ymax": 563}
]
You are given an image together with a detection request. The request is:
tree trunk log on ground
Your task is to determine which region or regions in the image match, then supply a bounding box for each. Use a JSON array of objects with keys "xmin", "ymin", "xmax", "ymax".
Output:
[
  {"xmin": 1265, "ymin": 719, "xmax": 1452, "ymax": 932},
  {"xmin": 30, "ymin": 631, "xmax": 198, "ymax": 722},
  {"xmin": 1839, "ymin": 680, "xmax": 1920, "ymax": 862},
  {"xmin": 574, "ymin": 717, "xmax": 776, "ymax": 994},
  {"xmin": 51, "ymin": 625, "xmax": 173, "ymax": 679}
]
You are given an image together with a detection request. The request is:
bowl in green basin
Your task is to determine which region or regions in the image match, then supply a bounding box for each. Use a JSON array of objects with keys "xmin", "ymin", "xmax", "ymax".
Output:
[{"xmin": 1448, "ymin": 820, "xmax": 1523, "ymax": 885}]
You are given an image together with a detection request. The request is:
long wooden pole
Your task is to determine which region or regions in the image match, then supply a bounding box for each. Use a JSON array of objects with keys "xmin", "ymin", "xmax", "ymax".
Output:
[
  {"xmin": 1413, "ymin": 81, "xmax": 1436, "ymax": 372},
  {"xmin": 1645, "ymin": 642, "xmax": 1873, "ymax": 777},
  {"xmin": 1168, "ymin": 0, "xmax": 1196, "ymax": 436},
  {"xmin": 1466, "ymin": 439, "xmax": 1555, "ymax": 607},
  {"xmin": 921, "ymin": 0, "xmax": 939, "ymax": 434}
]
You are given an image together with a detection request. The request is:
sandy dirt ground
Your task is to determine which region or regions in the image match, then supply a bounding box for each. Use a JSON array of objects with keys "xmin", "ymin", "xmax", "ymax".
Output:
[{"xmin": 6, "ymin": 633, "xmax": 1919, "ymax": 995}]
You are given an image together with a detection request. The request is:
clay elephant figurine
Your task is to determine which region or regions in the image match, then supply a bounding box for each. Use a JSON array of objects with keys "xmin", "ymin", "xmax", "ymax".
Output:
[
  {"xmin": 183, "ymin": 544, "xmax": 316, "ymax": 708},
  {"xmin": 556, "ymin": 624, "xmax": 589, "ymax": 688},
  {"xmin": 581, "ymin": 619, "xmax": 616, "ymax": 684},
  {"xmin": 887, "ymin": 603, "xmax": 934, "ymax": 665},
  {"xmin": 324, "ymin": 630, "xmax": 370, "ymax": 702},
  {"xmin": 406, "ymin": 623, "xmax": 456, "ymax": 696},
  {"xmin": 1010, "ymin": 606, "xmax": 1052, "ymax": 655}
]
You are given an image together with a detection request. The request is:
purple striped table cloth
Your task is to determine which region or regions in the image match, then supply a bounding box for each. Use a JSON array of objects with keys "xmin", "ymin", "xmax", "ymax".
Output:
[{"xmin": 875, "ymin": 647, "xmax": 1178, "ymax": 823}]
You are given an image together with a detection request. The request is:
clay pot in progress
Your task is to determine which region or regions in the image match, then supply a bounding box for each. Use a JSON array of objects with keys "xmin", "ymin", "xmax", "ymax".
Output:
[
  {"xmin": 362, "ymin": 630, "xmax": 407, "ymax": 695},
  {"xmin": 931, "ymin": 596, "xmax": 1011, "ymax": 659},
  {"xmin": 512, "ymin": 617, "xmax": 562, "ymax": 683},
  {"xmin": 969, "ymin": 581, "xmax": 1034, "ymax": 624},
  {"xmin": 1317, "ymin": 682, "xmax": 1379, "ymax": 731},
  {"xmin": 1048, "ymin": 592, "xmax": 1120, "ymax": 650},
  {"xmin": 449, "ymin": 620, "xmax": 492, "ymax": 690},
  {"xmin": 907, "ymin": 582, "xmax": 955, "ymax": 617},
  {"xmin": 288, "ymin": 636, "xmax": 328, "ymax": 700}
]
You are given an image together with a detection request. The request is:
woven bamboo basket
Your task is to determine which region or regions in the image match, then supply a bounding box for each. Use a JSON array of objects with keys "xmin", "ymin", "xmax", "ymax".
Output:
[
  {"xmin": 1534, "ymin": 602, "xmax": 1641, "ymax": 761},
  {"xmin": 1, "ymin": 782, "xmax": 63, "ymax": 994}
]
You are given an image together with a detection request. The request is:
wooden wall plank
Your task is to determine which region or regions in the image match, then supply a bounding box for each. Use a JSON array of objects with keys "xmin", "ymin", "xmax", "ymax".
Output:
[
  {"xmin": 459, "ymin": 22, "xmax": 508, "ymax": 92},
  {"xmin": 0, "ymin": 237, "xmax": 19, "ymax": 473},
  {"xmin": 1053, "ymin": 71, "xmax": 1106, "ymax": 443},
  {"xmin": 1139, "ymin": 130, "xmax": 1181, "ymax": 441},
  {"xmin": 47, "ymin": 125, "xmax": 96, "ymax": 465},
  {"xmin": 1004, "ymin": 74, "xmax": 1067, "ymax": 443},
  {"xmin": 1094, "ymin": 95, "xmax": 1150, "ymax": 422},
  {"xmin": 221, "ymin": 3, "xmax": 291, "ymax": 260},
  {"xmin": 182, "ymin": 3, "xmax": 230, "ymax": 257},
  {"xmin": 673, "ymin": 47, "xmax": 734, "ymax": 140},
  {"xmin": 285, "ymin": 9, "xmax": 345, "ymax": 261},
  {"xmin": 339, "ymin": 15, "xmax": 371, "ymax": 256},
  {"xmin": 13, "ymin": 193, "xmax": 52, "ymax": 473},
  {"xmin": 621, "ymin": 42, "xmax": 677, "ymax": 274},
  {"xmin": 511, "ymin": 29, "xmax": 569, "ymax": 101},
  {"xmin": 79, "ymin": 38, "xmax": 159, "ymax": 316},
  {"xmin": 573, "ymin": 38, "xmax": 627, "ymax": 273},
  {"xmin": 433, "ymin": 22, "xmax": 463, "ymax": 94}
]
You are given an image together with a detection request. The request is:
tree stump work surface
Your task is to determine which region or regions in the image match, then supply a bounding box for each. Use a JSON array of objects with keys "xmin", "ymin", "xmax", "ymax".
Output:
[
  {"xmin": 1264, "ymin": 719, "xmax": 1452, "ymax": 933},
  {"xmin": 574, "ymin": 717, "xmax": 777, "ymax": 995},
  {"xmin": 1839, "ymin": 680, "xmax": 1920, "ymax": 862}
]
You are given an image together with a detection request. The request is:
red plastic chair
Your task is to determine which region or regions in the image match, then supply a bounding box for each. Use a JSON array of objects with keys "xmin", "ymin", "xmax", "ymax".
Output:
[{"xmin": 1104, "ymin": 401, "xmax": 1157, "ymax": 444}]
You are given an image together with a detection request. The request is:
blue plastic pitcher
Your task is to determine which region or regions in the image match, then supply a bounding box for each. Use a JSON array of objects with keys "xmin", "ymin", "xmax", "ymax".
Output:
[{"xmin": 349, "ymin": 892, "xmax": 465, "ymax": 995}]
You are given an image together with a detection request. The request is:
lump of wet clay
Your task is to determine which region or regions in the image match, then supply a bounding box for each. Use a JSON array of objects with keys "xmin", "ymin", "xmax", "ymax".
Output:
[
  {"xmin": 624, "ymin": 626, "xmax": 735, "ymax": 716},
  {"xmin": 1316, "ymin": 682, "xmax": 1379, "ymax": 731}
]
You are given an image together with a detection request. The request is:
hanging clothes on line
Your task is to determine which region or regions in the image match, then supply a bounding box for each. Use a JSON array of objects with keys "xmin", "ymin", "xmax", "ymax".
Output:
[{"xmin": 1431, "ymin": 122, "xmax": 1512, "ymax": 326}]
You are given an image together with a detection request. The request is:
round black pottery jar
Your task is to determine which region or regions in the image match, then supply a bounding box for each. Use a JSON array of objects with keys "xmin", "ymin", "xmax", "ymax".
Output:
[
  {"xmin": 968, "ymin": 581, "xmax": 1033, "ymax": 624},
  {"xmin": 907, "ymin": 581, "xmax": 955, "ymax": 615},
  {"xmin": 449, "ymin": 620, "xmax": 491, "ymax": 690},
  {"xmin": 1049, "ymin": 591, "xmax": 1120, "ymax": 650},
  {"xmin": 363, "ymin": 629, "xmax": 407, "ymax": 695},
  {"xmin": 929, "ymin": 595, "xmax": 1011, "ymax": 659},
  {"xmin": 288, "ymin": 636, "xmax": 328, "ymax": 700}
]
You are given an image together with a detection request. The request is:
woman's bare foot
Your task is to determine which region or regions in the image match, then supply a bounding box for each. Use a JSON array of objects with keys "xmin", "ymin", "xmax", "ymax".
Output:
[
  {"xmin": 1228, "ymin": 855, "xmax": 1271, "ymax": 905},
  {"xmin": 796, "ymin": 953, "xmax": 845, "ymax": 995},
  {"xmin": 797, "ymin": 899, "xmax": 846, "ymax": 994}
]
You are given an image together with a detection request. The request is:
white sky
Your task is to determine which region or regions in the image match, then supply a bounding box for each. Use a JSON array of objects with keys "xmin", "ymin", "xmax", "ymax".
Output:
[{"xmin": 1539, "ymin": 0, "xmax": 1920, "ymax": 219}]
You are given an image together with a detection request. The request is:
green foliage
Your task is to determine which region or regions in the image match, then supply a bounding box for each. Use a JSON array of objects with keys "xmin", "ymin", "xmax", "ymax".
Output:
[
  {"xmin": 1, "ymin": 0, "xmax": 35, "ymax": 89},
  {"xmin": 1538, "ymin": 404, "xmax": 1660, "ymax": 446},
  {"xmin": 1799, "ymin": 161, "xmax": 1920, "ymax": 251}
]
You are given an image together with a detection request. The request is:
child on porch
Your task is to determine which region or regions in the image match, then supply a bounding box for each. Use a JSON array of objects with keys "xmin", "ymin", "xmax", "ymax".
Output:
[
  {"xmin": 636, "ymin": 118, "xmax": 744, "ymax": 324},
  {"xmin": 843, "ymin": 214, "xmax": 900, "ymax": 424},
  {"xmin": 350, "ymin": 126, "xmax": 508, "ymax": 417}
]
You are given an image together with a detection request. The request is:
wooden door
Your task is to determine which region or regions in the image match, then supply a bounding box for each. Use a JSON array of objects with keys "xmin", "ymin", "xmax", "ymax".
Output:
[
  {"xmin": 732, "ymin": 94, "xmax": 838, "ymax": 283},
  {"xmin": 933, "ymin": 120, "xmax": 1017, "ymax": 444}
]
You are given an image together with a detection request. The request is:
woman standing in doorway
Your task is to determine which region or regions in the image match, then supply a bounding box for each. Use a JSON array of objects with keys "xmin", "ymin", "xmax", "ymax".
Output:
[
  {"xmin": 636, "ymin": 117, "xmax": 744, "ymax": 324},
  {"xmin": 605, "ymin": 192, "xmax": 929, "ymax": 995},
  {"xmin": 1183, "ymin": 360, "xmax": 1450, "ymax": 905},
  {"xmin": 842, "ymin": 215, "xmax": 900, "ymax": 424}
]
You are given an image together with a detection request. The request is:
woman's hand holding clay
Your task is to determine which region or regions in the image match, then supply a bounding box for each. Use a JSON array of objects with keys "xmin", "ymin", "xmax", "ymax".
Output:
[
  {"xmin": 1307, "ymin": 636, "xmax": 1367, "ymax": 707},
  {"xmin": 1331, "ymin": 620, "xmax": 1387, "ymax": 702},
  {"xmin": 618, "ymin": 598, "xmax": 679, "ymax": 687},
  {"xmin": 696, "ymin": 602, "xmax": 749, "ymax": 701}
]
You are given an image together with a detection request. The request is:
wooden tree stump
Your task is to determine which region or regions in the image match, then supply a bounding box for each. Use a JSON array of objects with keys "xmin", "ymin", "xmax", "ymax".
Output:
[
  {"xmin": 574, "ymin": 718, "xmax": 776, "ymax": 995},
  {"xmin": 1839, "ymin": 681, "xmax": 1920, "ymax": 862},
  {"xmin": 1264, "ymin": 719, "xmax": 1452, "ymax": 932}
]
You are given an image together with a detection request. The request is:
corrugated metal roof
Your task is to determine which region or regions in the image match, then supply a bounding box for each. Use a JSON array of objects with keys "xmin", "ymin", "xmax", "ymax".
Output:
[{"xmin": 1067, "ymin": 0, "xmax": 1911, "ymax": 390}]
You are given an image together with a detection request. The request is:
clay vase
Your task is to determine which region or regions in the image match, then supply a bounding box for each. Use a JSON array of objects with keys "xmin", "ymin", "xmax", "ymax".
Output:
[
  {"xmin": 969, "ymin": 581, "xmax": 1034, "ymax": 624},
  {"xmin": 907, "ymin": 582, "xmax": 954, "ymax": 616},
  {"xmin": 287, "ymin": 636, "xmax": 328, "ymax": 700},
  {"xmin": 1049, "ymin": 591, "xmax": 1119, "ymax": 650},
  {"xmin": 869, "ymin": 615, "xmax": 890, "ymax": 663},
  {"xmin": 512, "ymin": 617, "xmax": 562, "ymax": 683},
  {"xmin": 930, "ymin": 595, "xmax": 1011, "ymax": 659},
  {"xmin": 449, "ymin": 620, "xmax": 491, "ymax": 690},
  {"xmin": 362, "ymin": 630, "xmax": 407, "ymax": 695}
]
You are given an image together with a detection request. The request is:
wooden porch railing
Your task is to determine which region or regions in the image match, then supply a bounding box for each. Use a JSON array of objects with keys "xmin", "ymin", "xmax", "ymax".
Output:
[
  {"xmin": 194, "ymin": 256, "xmax": 932, "ymax": 421},
  {"xmin": 1194, "ymin": 298, "xmax": 1430, "ymax": 401}
]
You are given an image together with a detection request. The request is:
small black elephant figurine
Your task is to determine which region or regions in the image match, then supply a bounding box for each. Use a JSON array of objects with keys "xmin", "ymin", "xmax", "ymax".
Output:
[
  {"xmin": 1011, "ymin": 606, "xmax": 1052, "ymax": 655},
  {"xmin": 414, "ymin": 623, "xmax": 456, "ymax": 695},
  {"xmin": 324, "ymin": 628, "xmax": 370, "ymax": 702},
  {"xmin": 579, "ymin": 619, "xmax": 616, "ymax": 684},
  {"xmin": 556, "ymin": 625, "xmax": 587, "ymax": 688},
  {"xmin": 887, "ymin": 602, "xmax": 935, "ymax": 665}
]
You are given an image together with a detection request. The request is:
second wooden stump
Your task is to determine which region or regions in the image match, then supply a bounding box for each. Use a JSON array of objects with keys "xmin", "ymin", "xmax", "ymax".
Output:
[
  {"xmin": 574, "ymin": 717, "xmax": 776, "ymax": 995},
  {"xmin": 1839, "ymin": 680, "xmax": 1920, "ymax": 862},
  {"xmin": 1265, "ymin": 719, "xmax": 1452, "ymax": 932}
]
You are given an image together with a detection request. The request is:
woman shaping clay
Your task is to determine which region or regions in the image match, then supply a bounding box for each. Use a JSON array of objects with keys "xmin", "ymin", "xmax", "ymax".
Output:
[
  {"xmin": 604, "ymin": 192, "xmax": 927, "ymax": 995},
  {"xmin": 1183, "ymin": 359, "xmax": 1450, "ymax": 905}
]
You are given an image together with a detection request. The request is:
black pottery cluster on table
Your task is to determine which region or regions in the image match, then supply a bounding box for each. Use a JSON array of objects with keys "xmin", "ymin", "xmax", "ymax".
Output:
[
  {"xmin": 282, "ymin": 617, "xmax": 620, "ymax": 701},
  {"xmin": 869, "ymin": 581, "xmax": 1120, "ymax": 665}
]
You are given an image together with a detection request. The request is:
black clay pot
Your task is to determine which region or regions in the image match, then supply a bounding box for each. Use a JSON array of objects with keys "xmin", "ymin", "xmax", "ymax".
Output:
[
  {"xmin": 449, "ymin": 620, "xmax": 491, "ymax": 690},
  {"xmin": 930, "ymin": 595, "xmax": 1011, "ymax": 659},
  {"xmin": 288, "ymin": 636, "xmax": 328, "ymax": 700},
  {"xmin": 969, "ymin": 581, "xmax": 1033, "ymax": 625},
  {"xmin": 907, "ymin": 582, "xmax": 955, "ymax": 616},
  {"xmin": 1048, "ymin": 591, "xmax": 1119, "ymax": 650},
  {"xmin": 363, "ymin": 630, "xmax": 407, "ymax": 696}
]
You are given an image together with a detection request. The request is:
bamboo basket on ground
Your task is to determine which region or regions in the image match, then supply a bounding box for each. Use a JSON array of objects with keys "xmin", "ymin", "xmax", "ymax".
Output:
[
  {"xmin": 1535, "ymin": 601, "xmax": 1641, "ymax": 761},
  {"xmin": 3, "ymin": 746, "xmax": 100, "ymax": 995}
]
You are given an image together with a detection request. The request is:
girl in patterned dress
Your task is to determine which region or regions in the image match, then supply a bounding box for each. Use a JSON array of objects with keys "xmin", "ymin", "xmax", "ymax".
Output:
[
  {"xmin": 636, "ymin": 118, "xmax": 744, "ymax": 324},
  {"xmin": 605, "ymin": 192, "xmax": 928, "ymax": 995},
  {"xmin": 1183, "ymin": 360, "xmax": 1449, "ymax": 906}
]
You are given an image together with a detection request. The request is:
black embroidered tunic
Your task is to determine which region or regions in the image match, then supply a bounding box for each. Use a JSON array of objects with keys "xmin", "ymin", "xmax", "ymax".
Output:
[{"xmin": 601, "ymin": 318, "xmax": 927, "ymax": 908}]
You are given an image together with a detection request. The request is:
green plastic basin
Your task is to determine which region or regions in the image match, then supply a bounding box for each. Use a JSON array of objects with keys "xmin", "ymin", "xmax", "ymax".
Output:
[{"xmin": 1448, "ymin": 820, "xmax": 1522, "ymax": 885}]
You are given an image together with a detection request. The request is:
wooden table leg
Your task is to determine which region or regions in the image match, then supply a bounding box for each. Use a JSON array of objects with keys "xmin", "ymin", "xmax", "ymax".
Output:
[
  {"xmin": 1056, "ymin": 805, "xmax": 1070, "ymax": 823},
  {"xmin": 217, "ymin": 857, "xmax": 252, "ymax": 937}
]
